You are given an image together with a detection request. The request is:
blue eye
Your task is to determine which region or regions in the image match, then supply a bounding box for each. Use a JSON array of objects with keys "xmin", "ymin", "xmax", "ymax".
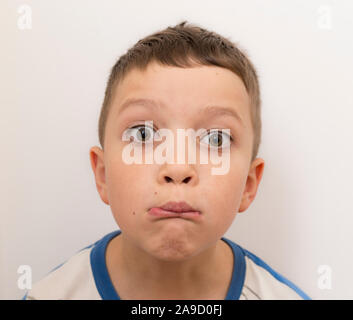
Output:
[
  {"xmin": 124, "ymin": 125, "xmax": 158, "ymax": 143},
  {"xmin": 200, "ymin": 129, "xmax": 233, "ymax": 148}
]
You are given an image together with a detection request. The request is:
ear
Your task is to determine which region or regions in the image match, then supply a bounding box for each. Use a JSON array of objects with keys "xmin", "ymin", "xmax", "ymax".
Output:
[
  {"xmin": 238, "ymin": 158, "xmax": 265, "ymax": 213},
  {"xmin": 89, "ymin": 146, "xmax": 110, "ymax": 205}
]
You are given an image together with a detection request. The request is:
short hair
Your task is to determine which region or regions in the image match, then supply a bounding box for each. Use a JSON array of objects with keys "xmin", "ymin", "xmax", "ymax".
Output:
[{"xmin": 98, "ymin": 21, "xmax": 261, "ymax": 162}]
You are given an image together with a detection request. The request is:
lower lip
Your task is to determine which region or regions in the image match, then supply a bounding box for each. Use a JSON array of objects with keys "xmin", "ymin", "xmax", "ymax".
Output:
[{"xmin": 148, "ymin": 207, "xmax": 202, "ymax": 221}]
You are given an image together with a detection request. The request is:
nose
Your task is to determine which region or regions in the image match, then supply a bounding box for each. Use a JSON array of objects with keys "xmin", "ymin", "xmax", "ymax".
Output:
[{"xmin": 157, "ymin": 163, "xmax": 198, "ymax": 185}]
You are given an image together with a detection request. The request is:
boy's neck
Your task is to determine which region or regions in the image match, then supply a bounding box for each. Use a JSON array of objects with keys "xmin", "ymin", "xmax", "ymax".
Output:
[{"xmin": 105, "ymin": 232, "xmax": 234, "ymax": 300}]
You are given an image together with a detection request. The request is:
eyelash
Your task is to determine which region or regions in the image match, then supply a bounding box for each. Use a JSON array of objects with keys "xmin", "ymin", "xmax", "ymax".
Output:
[{"xmin": 125, "ymin": 124, "xmax": 235, "ymax": 147}]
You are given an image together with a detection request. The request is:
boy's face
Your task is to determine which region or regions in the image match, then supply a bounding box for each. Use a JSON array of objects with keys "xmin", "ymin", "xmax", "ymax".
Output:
[{"xmin": 90, "ymin": 61, "xmax": 264, "ymax": 261}]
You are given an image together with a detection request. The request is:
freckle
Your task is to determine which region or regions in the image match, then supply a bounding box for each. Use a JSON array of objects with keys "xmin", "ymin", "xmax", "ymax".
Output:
[
  {"xmin": 133, "ymin": 211, "xmax": 135, "ymax": 215},
  {"xmin": 154, "ymin": 192, "xmax": 157, "ymax": 195}
]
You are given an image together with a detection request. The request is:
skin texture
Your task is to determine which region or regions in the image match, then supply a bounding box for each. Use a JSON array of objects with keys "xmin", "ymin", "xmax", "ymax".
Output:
[{"xmin": 89, "ymin": 61, "xmax": 265, "ymax": 299}]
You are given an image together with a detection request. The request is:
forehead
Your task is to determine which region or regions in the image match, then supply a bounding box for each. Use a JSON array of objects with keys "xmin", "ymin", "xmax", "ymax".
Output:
[{"xmin": 110, "ymin": 62, "xmax": 251, "ymax": 128}]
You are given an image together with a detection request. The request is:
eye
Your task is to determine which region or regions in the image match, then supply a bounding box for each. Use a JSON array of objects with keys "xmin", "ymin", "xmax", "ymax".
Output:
[
  {"xmin": 124, "ymin": 124, "xmax": 159, "ymax": 144},
  {"xmin": 199, "ymin": 129, "xmax": 233, "ymax": 149}
]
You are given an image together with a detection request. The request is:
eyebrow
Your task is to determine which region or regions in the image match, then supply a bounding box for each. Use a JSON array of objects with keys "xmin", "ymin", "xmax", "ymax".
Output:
[
  {"xmin": 117, "ymin": 98, "xmax": 245, "ymax": 127},
  {"xmin": 117, "ymin": 98, "xmax": 162, "ymax": 116},
  {"xmin": 202, "ymin": 105, "xmax": 245, "ymax": 127}
]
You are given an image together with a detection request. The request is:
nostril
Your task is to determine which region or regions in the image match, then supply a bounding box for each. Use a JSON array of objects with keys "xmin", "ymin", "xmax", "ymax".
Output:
[
  {"xmin": 164, "ymin": 176, "xmax": 191, "ymax": 183},
  {"xmin": 183, "ymin": 177, "xmax": 191, "ymax": 183}
]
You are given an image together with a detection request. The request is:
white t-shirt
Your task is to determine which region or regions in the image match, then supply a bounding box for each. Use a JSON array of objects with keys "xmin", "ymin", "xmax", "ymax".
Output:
[{"xmin": 23, "ymin": 230, "xmax": 311, "ymax": 300}]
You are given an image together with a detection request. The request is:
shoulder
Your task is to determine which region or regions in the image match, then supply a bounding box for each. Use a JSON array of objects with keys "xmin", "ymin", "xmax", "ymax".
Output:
[
  {"xmin": 239, "ymin": 248, "xmax": 311, "ymax": 300},
  {"xmin": 23, "ymin": 243, "xmax": 101, "ymax": 300}
]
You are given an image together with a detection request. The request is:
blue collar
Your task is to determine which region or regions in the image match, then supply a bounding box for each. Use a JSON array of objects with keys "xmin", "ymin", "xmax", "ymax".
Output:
[{"xmin": 90, "ymin": 230, "xmax": 246, "ymax": 300}]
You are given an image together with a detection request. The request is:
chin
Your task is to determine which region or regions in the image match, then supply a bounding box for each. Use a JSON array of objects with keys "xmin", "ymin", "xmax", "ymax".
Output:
[{"xmin": 147, "ymin": 238, "xmax": 197, "ymax": 262}]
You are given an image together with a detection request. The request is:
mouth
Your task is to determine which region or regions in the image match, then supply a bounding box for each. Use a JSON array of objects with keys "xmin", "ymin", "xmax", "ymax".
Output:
[{"xmin": 148, "ymin": 201, "xmax": 202, "ymax": 221}]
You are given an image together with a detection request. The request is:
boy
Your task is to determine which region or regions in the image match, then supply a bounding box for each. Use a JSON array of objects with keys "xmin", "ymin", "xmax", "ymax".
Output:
[{"xmin": 23, "ymin": 21, "xmax": 310, "ymax": 300}]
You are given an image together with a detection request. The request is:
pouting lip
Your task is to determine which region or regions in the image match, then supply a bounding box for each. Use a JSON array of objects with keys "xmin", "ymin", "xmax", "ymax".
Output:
[
  {"xmin": 155, "ymin": 201, "xmax": 200, "ymax": 213},
  {"xmin": 147, "ymin": 207, "xmax": 202, "ymax": 221}
]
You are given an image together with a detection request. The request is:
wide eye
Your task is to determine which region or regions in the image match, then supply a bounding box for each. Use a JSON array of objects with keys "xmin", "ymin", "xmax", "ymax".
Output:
[
  {"xmin": 200, "ymin": 129, "xmax": 233, "ymax": 149},
  {"xmin": 124, "ymin": 125, "xmax": 158, "ymax": 143}
]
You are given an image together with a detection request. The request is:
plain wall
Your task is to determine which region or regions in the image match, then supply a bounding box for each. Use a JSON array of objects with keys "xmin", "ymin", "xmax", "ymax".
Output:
[{"xmin": 2, "ymin": 0, "xmax": 353, "ymax": 299}]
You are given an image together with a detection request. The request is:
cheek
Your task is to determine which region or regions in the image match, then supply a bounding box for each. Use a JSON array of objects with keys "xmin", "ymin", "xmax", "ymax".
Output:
[
  {"xmin": 110, "ymin": 162, "xmax": 150, "ymax": 192},
  {"xmin": 106, "ymin": 160, "xmax": 154, "ymax": 219},
  {"xmin": 203, "ymin": 173, "xmax": 245, "ymax": 225}
]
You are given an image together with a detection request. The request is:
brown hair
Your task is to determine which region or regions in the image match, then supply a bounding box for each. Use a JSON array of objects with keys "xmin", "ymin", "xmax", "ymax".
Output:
[{"xmin": 98, "ymin": 21, "xmax": 261, "ymax": 162}]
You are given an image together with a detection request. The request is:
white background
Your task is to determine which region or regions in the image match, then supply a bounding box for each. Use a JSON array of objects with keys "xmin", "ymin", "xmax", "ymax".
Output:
[{"xmin": 1, "ymin": 0, "xmax": 353, "ymax": 300}]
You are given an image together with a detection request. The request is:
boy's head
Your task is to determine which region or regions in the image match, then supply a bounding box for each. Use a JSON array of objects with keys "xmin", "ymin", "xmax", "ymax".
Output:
[
  {"xmin": 98, "ymin": 21, "xmax": 262, "ymax": 162},
  {"xmin": 90, "ymin": 21, "xmax": 265, "ymax": 261}
]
